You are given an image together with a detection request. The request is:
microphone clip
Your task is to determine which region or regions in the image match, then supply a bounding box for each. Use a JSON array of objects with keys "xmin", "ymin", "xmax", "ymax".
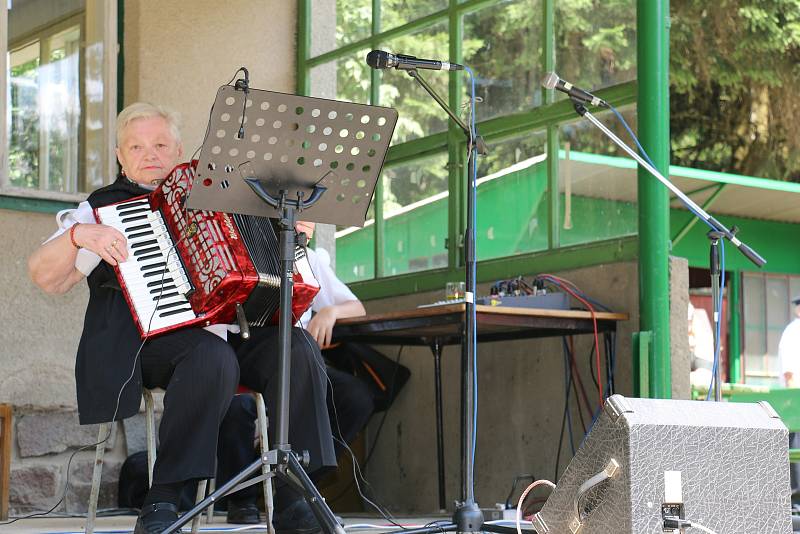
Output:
[
  {"xmin": 234, "ymin": 77, "xmax": 249, "ymax": 94},
  {"xmin": 234, "ymin": 66, "xmax": 250, "ymax": 94},
  {"xmin": 571, "ymin": 97, "xmax": 589, "ymax": 117}
]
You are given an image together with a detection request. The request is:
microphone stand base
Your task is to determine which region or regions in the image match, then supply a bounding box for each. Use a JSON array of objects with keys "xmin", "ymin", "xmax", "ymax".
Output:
[{"xmin": 453, "ymin": 501, "xmax": 484, "ymax": 534}]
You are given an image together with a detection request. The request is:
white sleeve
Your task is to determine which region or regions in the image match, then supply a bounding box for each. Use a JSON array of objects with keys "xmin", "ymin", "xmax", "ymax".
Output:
[
  {"xmin": 45, "ymin": 202, "xmax": 103, "ymax": 276},
  {"xmin": 310, "ymin": 248, "xmax": 357, "ymax": 312},
  {"xmin": 298, "ymin": 248, "xmax": 358, "ymax": 329}
]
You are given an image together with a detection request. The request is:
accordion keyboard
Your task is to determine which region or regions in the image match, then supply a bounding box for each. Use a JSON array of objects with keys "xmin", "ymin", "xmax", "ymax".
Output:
[{"xmin": 96, "ymin": 198, "xmax": 197, "ymax": 332}]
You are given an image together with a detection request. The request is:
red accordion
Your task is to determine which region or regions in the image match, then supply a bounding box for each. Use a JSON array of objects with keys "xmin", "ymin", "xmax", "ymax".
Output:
[{"xmin": 95, "ymin": 161, "xmax": 319, "ymax": 338}]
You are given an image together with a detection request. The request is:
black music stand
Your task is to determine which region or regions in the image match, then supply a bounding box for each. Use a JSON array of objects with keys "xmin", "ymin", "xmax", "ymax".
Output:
[{"xmin": 162, "ymin": 73, "xmax": 397, "ymax": 534}]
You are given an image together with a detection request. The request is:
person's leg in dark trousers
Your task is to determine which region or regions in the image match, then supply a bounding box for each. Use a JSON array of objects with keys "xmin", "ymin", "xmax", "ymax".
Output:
[
  {"xmin": 325, "ymin": 366, "xmax": 375, "ymax": 454},
  {"xmin": 232, "ymin": 326, "xmax": 336, "ymax": 474},
  {"xmin": 135, "ymin": 328, "xmax": 239, "ymax": 534},
  {"xmin": 231, "ymin": 326, "xmax": 335, "ymax": 534}
]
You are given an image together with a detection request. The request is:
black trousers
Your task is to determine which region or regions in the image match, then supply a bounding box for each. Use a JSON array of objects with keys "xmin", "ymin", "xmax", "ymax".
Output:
[
  {"xmin": 216, "ymin": 348, "xmax": 375, "ymax": 505},
  {"xmin": 140, "ymin": 328, "xmax": 239, "ymax": 485},
  {"xmin": 229, "ymin": 326, "xmax": 337, "ymax": 474},
  {"xmin": 325, "ymin": 366, "xmax": 375, "ymax": 450}
]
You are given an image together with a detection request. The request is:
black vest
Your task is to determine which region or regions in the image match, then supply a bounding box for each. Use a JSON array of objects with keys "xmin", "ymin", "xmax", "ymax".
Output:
[{"xmin": 75, "ymin": 177, "xmax": 152, "ymax": 424}]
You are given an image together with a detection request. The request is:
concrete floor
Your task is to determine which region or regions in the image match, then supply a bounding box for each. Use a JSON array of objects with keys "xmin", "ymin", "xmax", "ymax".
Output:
[{"xmin": 0, "ymin": 514, "xmax": 455, "ymax": 533}]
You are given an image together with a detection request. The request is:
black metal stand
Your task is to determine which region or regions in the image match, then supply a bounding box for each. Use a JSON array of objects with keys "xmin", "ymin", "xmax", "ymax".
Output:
[
  {"xmin": 431, "ymin": 338, "xmax": 447, "ymax": 511},
  {"xmin": 568, "ymin": 98, "xmax": 766, "ymax": 403},
  {"xmin": 161, "ymin": 185, "xmax": 344, "ymax": 534},
  {"xmin": 404, "ymin": 68, "xmax": 504, "ymax": 534},
  {"xmin": 707, "ymin": 230, "xmax": 724, "ymax": 401}
]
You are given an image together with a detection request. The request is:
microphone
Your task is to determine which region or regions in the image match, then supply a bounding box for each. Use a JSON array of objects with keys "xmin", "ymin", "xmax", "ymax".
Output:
[
  {"xmin": 541, "ymin": 72, "xmax": 608, "ymax": 108},
  {"xmin": 366, "ymin": 50, "xmax": 463, "ymax": 71}
]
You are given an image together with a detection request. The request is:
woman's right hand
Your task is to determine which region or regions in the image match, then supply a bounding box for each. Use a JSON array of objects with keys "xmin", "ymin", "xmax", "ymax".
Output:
[{"xmin": 72, "ymin": 223, "xmax": 129, "ymax": 265}]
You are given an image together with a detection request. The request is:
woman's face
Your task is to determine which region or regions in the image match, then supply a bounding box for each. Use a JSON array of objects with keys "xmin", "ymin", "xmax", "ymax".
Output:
[{"xmin": 116, "ymin": 116, "xmax": 183, "ymax": 187}]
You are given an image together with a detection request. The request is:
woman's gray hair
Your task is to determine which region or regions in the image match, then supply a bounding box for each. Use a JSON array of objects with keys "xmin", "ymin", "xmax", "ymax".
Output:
[{"xmin": 116, "ymin": 102, "xmax": 181, "ymax": 146}]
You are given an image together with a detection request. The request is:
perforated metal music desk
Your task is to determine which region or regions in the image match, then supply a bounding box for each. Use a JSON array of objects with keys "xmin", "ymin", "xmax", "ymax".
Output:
[{"xmin": 332, "ymin": 304, "xmax": 628, "ymax": 511}]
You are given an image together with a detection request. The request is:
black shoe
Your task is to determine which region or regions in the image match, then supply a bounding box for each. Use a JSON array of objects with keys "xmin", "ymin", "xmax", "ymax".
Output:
[
  {"xmin": 227, "ymin": 500, "xmax": 262, "ymax": 524},
  {"xmin": 133, "ymin": 502, "xmax": 179, "ymax": 534},
  {"xmin": 273, "ymin": 498, "xmax": 323, "ymax": 534}
]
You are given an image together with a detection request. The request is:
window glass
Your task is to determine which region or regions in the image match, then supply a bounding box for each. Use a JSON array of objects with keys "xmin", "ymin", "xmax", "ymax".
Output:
[
  {"xmin": 558, "ymin": 105, "xmax": 638, "ymax": 246},
  {"xmin": 381, "ymin": 0, "xmax": 448, "ymax": 33},
  {"xmin": 311, "ymin": 0, "xmax": 371, "ymax": 57},
  {"xmin": 555, "ymin": 0, "xmax": 636, "ymax": 97},
  {"xmin": 335, "ymin": 200, "xmax": 375, "ymax": 283},
  {"xmin": 335, "ymin": 224, "xmax": 375, "ymax": 283},
  {"xmin": 463, "ymin": 0, "xmax": 543, "ymax": 121},
  {"xmin": 310, "ymin": 48, "xmax": 372, "ymax": 105},
  {"xmin": 381, "ymin": 152, "xmax": 449, "ymax": 275},
  {"xmin": 8, "ymin": 41, "xmax": 40, "ymax": 189},
  {"xmin": 743, "ymin": 273, "xmax": 768, "ymax": 384},
  {"xmin": 8, "ymin": 7, "xmax": 82, "ymax": 193},
  {"xmin": 476, "ymin": 131, "xmax": 548, "ymax": 260},
  {"xmin": 6, "ymin": 0, "xmax": 114, "ymax": 195},
  {"xmin": 742, "ymin": 273, "xmax": 800, "ymax": 386},
  {"xmin": 335, "ymin": 152, "xmax": 451, "ymax": 281},
  {"xmin": 380, "ymin": 22, "xmax": 449, "ymax": 144}
]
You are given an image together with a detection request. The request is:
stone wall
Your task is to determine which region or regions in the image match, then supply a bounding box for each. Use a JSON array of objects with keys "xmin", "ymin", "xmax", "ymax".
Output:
[{"xmin": 10, "ymin": 407, "xmax": 162, "ymax": 513}]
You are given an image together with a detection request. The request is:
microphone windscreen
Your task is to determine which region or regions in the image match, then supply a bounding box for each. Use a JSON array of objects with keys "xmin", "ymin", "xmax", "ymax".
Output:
[
  {"xmin": 366, "ymin": 50, "xmax": 387, "ymax": 69},
  {"xmin": 541, "ymin": 72, "xmax": 560, "ymax": 90}
]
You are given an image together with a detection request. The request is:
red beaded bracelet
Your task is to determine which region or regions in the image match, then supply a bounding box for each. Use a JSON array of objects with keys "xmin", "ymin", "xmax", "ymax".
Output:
[{"xmin": 69, "ymin": 223, "xmax": 82, "ymax": 249}]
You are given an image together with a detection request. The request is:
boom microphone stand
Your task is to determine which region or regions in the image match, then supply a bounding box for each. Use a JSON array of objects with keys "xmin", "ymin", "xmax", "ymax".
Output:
[
  {"xmin": 568, "ymin": 98, "xmax": 766, "ymax": 401},
  {"xmin": 399, "ymin": 68, "xmax": 510, "ymax": 534}
]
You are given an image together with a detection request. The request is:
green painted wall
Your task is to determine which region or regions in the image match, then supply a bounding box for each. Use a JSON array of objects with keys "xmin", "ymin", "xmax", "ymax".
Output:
[
  {"xmin": 337, "ymin": 160, "xmax": 552, "ymax": 282},
  {"xmin": 671, "ymin": 212, "xmax": 800, "ymax": 275},
  {"xmin": 337, "ymin": 170, "xmax": 800, "ymax": 282}
]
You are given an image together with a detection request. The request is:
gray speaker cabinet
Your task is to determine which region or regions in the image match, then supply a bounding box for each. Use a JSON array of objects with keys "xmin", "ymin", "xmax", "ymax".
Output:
[{"xmin": 532, "ymin": 395, "xmax": 791, "ymax": 533}]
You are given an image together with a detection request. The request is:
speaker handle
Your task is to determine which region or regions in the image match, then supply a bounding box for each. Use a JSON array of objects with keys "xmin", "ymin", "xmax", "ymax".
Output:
[{"xmin": 567, "ymin": 459, "xmax": 621, "ymax": 533}]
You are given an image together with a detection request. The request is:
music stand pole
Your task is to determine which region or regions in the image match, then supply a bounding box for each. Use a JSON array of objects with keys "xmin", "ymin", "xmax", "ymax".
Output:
[
  {"xmin": 161, "ymin": 185, "xmax": 343, "ymax": 534},
  {"xmin": 274, "ymin": 192, "xmax": 300, "ymax": 449}
]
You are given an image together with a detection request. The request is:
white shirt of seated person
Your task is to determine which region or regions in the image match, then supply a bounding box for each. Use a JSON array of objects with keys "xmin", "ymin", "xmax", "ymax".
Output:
[
  {"xmin": 299, "ymin": 247, "xmax": 357, "ymax": 329},
  {"xmin": 779, "ymin": 304, "xmax": 800, "ymax": 387}
]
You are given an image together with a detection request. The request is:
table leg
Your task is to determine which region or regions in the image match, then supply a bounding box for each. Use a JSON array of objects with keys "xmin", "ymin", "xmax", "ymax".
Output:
[{"xmin": 431, "ymin": 339, "xmax": 447, "ymax": 511}]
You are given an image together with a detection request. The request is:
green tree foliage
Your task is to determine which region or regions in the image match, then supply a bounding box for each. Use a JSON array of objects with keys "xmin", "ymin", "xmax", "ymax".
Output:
[
  {"xmin": 670, "ymin": 0, "xmax": 800, "ymax": 181},
  {"xmin": 329, "ymin": 0, "xmax": 800, "ymax": 204},
  {"xmin": 555, "ymin": 0, "xmax": 636, "ymax": 89}
]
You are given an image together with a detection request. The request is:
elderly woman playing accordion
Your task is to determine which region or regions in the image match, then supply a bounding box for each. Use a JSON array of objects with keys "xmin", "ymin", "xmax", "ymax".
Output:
[{"xmin": 28, "ymin": 102, "xmax": 334, "ymax": 534}]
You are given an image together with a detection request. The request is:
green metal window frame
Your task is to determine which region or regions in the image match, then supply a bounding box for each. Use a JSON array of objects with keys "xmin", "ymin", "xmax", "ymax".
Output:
[{"xmin": 296, "ymin": 0, "xmax": 639, "ymax": 298}]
